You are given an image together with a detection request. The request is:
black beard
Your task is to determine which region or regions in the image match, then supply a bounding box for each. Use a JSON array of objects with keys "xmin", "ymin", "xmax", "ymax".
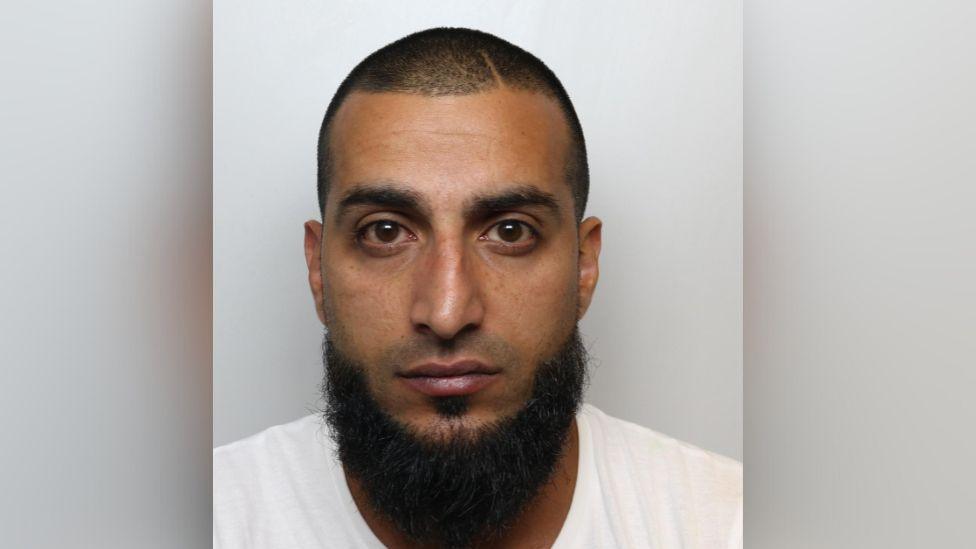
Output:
[{"xmin": 322, "ymin": 328, "xmax": 588, "ymax": 549}]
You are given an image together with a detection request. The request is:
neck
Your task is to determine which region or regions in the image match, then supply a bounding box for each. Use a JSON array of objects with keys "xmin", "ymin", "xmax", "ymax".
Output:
[{"xmin": 345, "ymin": 418, "xmax": 580, "ymax": 549}]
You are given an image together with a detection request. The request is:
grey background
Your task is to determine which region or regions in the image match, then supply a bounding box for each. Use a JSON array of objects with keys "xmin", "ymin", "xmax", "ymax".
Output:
[
  {"xmin": 214, "ymin": 0, "xmax": 743, "ymax": 460},
  {"xmin": 3, "ymin": 1, "xmax": 974, "ymax": 547},
  {"xmin": 1, "ymin": 1, "xmax": 212, "ymax": 547},
  {"xmin": 745, "ymin": 1, "xmax": 976, "ymax": 546}
]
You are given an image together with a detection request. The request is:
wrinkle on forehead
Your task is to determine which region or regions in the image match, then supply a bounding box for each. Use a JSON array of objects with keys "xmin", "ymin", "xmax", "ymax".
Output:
[
  {"xmin": 331, "ymin": 89, "xmax": 568, "ymax": 149},
  {"xmin": 388, "ymin": 129, "xmax": 493, "ymax": 139},
  {"xmin": 341, "ymin": 129, "xmax": 496, "ymax": 179},
  {"xmin": 328, "ymin": 89, "xmax": 571, "ymax": 203}
]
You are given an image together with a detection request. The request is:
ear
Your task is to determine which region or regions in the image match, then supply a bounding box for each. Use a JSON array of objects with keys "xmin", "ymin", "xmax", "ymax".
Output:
[
  {"xmin": 304, "ymin": 220, "xmax": 327, "ymax": 326},
  {"xmin": 576, "ymin": 216, "xmax": 602, "ymax": 320}
]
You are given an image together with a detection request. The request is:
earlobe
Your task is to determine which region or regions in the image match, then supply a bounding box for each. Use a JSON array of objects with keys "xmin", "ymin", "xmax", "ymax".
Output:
[
  {"xmin": 304, "ymin": 220, "xmax": 327, "ymax": 326},
  {"xmin": 576, "ymin": 216, "xmax": 603, "ymax": 320}
]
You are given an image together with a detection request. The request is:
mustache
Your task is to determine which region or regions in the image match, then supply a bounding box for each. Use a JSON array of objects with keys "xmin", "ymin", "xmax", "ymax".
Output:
[{"xmin": 373, "ymin": 331, "xmax": 522, "ymax": 372}]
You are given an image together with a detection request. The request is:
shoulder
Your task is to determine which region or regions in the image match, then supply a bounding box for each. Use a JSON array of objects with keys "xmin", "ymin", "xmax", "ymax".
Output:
[
  {"xmin": 214, "ymin": 414, "xmax": 329, "ymax": 471},
  {"xmin": 581, "ymin": 403, "xmax": 741, "ymax": 489},
  {"xmin": 213, "ymin": 415, "xmax": 340, "ymax": 547},
  {"xmin": 578, "ymin": 404, "xmax": 742, "ymax": 548},
  {"xmin": 214, "ymin": 414, "xmax": 332, "ymax": 495}
]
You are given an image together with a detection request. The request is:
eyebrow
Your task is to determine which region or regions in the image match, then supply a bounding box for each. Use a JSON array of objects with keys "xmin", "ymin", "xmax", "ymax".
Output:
[
  {"xmin": 334, "ymin": 182, "xmax": 561, "ymax": 224},
  {"xmin": 463, "ymin": 185, "xmax": 561, "ymax": 220},
  {"xmin": 336, "ymin": 184, "xmax": 429, "ymax": 223}
]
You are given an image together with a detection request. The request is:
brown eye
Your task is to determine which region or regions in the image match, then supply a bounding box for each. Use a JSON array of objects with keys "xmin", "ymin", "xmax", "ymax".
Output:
[
  {"xmin": 373, "ymin": 220, "xmax": 400, "ymax": 243},
  {"xmin": 497, "ymin": 220, "xmax": 523, "ymax": 243},
  {"xmin": 484, "ymin": 219, "xmax": 537, "ymax": 247},
  {"xmin": 357, "ymin": 219, "xmax": 413, "ymax": 249}
]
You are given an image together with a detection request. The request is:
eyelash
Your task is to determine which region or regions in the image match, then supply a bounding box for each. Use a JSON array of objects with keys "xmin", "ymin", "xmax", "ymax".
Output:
[
  {"xmin": 353, "ymin": 220, "xmax": 416, "ymax": 252},
  {"xmin": 479, "ymin": 220, "xmax": 539, "ymax": 248},
  {"xmin": 353, "ymin": 218, "xmax": 540, "ymax": 254}
]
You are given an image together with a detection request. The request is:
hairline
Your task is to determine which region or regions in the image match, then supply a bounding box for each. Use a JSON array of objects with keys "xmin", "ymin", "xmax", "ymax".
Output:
[{"xmin": 319, "ymin": 87, "xmax": 582, "ymax": 223}]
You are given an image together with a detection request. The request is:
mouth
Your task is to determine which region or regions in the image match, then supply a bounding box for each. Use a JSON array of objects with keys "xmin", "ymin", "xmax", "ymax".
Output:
[{"xmin": 397, "ymin": 360, "xmax": 501, "ymax": 397}]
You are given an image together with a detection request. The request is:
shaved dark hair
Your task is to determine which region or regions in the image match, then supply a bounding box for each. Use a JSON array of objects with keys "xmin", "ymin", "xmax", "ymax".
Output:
[{"xmin": 317, "ymin": 27, "xmax": 589, "ymax": 221}]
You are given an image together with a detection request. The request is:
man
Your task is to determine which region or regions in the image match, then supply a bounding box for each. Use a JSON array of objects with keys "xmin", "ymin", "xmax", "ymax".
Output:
[{"xmin": 214, "ymin": 27, "xmax": 741, "ymax": 548}]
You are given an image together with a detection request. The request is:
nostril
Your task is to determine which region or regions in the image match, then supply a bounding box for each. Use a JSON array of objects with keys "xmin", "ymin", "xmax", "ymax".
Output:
[{"xmin": 411, "ymin": 321, "xmax": 480, "ymax": 345}]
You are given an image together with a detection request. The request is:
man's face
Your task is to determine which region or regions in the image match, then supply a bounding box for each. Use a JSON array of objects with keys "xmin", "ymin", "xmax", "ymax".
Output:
[{"xmin": 305, "ymin": 88, "xmax": 601, "ymax": 437}]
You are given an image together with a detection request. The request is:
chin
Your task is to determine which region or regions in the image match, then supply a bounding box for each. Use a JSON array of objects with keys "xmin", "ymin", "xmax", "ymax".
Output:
[{"xmin": 397, "ymin": 399, "xmax": 515, "ymax": 443}]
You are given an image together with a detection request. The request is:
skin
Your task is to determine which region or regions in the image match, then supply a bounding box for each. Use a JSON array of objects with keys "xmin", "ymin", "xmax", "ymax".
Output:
[{"xmin": 304, "ymin": 87, "xmax": 602, "ymax": 547}]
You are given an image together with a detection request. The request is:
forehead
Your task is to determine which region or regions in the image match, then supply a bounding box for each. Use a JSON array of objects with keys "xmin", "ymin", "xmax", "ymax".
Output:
[{"xmin": 327, "ymin": 89, "xmax": 572, "ymax": 211}]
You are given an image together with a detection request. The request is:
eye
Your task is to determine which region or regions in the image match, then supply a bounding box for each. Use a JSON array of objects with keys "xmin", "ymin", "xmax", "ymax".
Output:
[
  {"xmin": 483, "ymin": 219, "xmax": 538, "ymax": 245},
  {"xmin": 357, "ymin": 219, "xmax": 415, "ymax": 247}
]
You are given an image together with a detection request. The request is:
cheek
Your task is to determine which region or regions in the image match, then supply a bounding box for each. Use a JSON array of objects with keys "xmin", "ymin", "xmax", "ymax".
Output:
[
  {"xmin": 322, "ymin": 259, "xmax": 411, "ymax": 358},
  {"xmin": 481, "ymin": 253, "xmax": 579, "ymax": 356}
]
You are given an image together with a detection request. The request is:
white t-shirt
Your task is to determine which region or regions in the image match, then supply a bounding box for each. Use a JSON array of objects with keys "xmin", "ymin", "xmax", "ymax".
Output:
[{"xmin": 214, "ymin": 404, "xmax": 742, "ymax": 548}]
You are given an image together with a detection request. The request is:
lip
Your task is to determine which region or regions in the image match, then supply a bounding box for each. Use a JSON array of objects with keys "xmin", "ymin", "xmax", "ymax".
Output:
[{"xmin": 398, "ymin": 360, "xmax": 501, "ymax": 397}]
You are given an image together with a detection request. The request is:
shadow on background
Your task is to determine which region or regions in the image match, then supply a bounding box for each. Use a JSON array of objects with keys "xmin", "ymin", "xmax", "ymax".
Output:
[{"xmin": 1, "ymin": 1, "xmax": 212, "ymax": 547}]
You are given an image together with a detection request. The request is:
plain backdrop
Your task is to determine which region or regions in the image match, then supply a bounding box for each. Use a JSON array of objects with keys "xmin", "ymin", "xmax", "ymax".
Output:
[
  {"xmin": 214, "ymin": 0, "xmax": 743, "ymax": 459},
  {"xmin": 745, "ymin": 1, "xmax": 976, "ymax": 547},
  {"xmin": 2, "ymin": 1, "xmax": 212, "ymax": 547},
  {"xmin": 4, "ymin": 1, "xmax": 974, "ymax": 547}
]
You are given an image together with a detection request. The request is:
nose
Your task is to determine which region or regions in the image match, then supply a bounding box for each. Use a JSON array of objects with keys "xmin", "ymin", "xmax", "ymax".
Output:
[{"xmin": 409, "ymin": 238, "xmax": 485, "ymax": 341}]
